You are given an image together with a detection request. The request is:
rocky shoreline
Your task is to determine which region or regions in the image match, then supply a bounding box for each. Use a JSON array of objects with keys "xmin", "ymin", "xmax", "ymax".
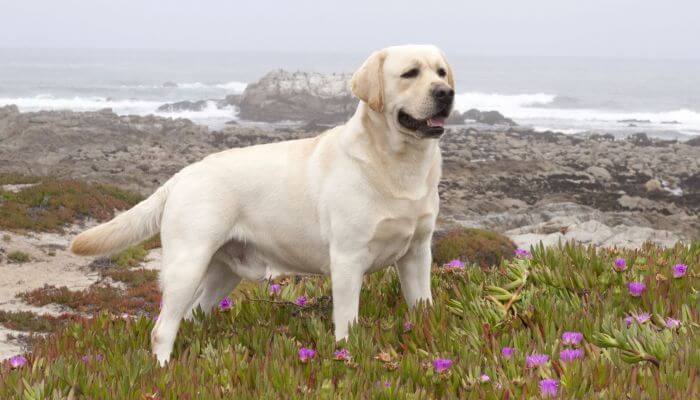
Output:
[{"xmin": 1, "ymin": 104, "xmax": 698, "ymax": 247}]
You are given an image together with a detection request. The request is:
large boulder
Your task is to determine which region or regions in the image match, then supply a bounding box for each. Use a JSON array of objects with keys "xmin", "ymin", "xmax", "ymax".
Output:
[{"xmin": 237, "ymin": 70, "xmax": 356, "ymax": 124}]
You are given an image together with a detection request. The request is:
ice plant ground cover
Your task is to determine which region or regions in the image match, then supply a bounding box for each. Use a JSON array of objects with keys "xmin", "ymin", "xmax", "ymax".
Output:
[{"xmin": 0, "ymin": 242, "xmax": 698, "ymax": 398}]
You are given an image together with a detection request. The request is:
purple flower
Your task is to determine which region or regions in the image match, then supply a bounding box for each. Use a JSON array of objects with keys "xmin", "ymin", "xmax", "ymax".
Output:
[
  {"xmin": 561, "ymin": 331, "xmax": 584, "ymax": 346},
  {"xmin": 375, "ymin": 380, "xmax": 391, "ymax": 388},
  {"xmin": 626, "ymin": 312, "xmax": 651, "ymax": 327},
  {"xmin": 627, "ymin": 282, "xmax": 646, "ymax": 297},
  {"xmin": 81, "ymin": 354, "xmax": 104, "ymax": 363},
  {"xmin": 333, "ymin": 348, "xmax": 351, "ymax": 361},
  {"xmin": 9, "ymin": 355, "xmax": 27, "ymax": 369},
  {"xmin": 480, "ymin": 374, "xmax": 490, "ymax": 382},
  {"xmin": 433, "ymin": 358, "xmax": 453, "ymax": 373},
  {"xmin": 614, "ymin": 258, "xmax": 627, "ymax": 272},
  {"xmin": 559, "ymin": 348, "xmax": 584, "ymax": 362},
  {"xmin": 501, "ymin": 347, "xmax": 515, "ymax": 359},
  {"xmin": 219, "ymin": 297, "xmax": 233, "ymax": 311},
  {"xmin": 269, "ymin": 284, "xmax": 282, "ymax": 295},
  {"xmin": 515, "ymin": 248, "xmax": 532, "ymax": 259},
  {"xmin": 295, "ymin": 296, "xmax": 308, "ymax": 307},
  {"xmin": 526, "ymin": 354, "xmax": 549, "ymax": 368},
  {"xmin": 403, "ymin": 321, "xmax": 414, "ymax": 332},
  {"xmin": 298, "ymin": 347, "xmax": 316, "ymax": 363},
  {"xmin": 673, "ymin": 264, "xmax": 688, "ymax": 278},
  {"xmin": 634, "ymin": 312, "xmax": 651, "ymax": 324},
  {"xmin": 665, "ymin": 317, "xmax": 681, "ymax": 329},
  {"xmin": 539, "ymin": 379, "xmax": 559, "ymax": 398},
  {"xmin": 444, "ymin": 259, "xmax": 465, "ymax": 270}
]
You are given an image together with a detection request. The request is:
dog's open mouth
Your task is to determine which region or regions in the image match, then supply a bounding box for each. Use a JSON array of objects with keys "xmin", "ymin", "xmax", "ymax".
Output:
[{"xmin": 397, "ymin": 108, "xmax": 450, "ymax": 138}]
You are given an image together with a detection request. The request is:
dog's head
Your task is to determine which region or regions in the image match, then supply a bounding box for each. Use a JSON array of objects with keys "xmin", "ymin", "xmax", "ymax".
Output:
[{"xmin": 351, "ymin": 45, "xmax": 455, "ymax": 139}]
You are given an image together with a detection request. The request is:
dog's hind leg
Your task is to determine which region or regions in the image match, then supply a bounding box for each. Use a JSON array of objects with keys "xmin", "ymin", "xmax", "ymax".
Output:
[
  {"xmin": 185, "ymin": 254, "xmax": 241, "ymax": 319},
  {"xmin": 151, "ymin": 242, "xmax": 215, "ymax": 365}
]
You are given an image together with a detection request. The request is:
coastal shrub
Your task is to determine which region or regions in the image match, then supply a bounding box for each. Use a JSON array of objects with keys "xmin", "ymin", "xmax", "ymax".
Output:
[
  {"xmin": 110, "ymin": 245, "xmax": 148, "ymax": 268},
  {"xmin": 7, "ymin": 250, "xmax": 30, "ymax": 264},
  {"xmin": 433, "ymin": 227, "xmax": 516, "ymax": 267},
  {"xmin": 0, "ymin": 242, "xmax": 697, "ymax": 398},
  {"xmin": 0, "ymin": 177, "xmax": 142, "ymax": 232}
]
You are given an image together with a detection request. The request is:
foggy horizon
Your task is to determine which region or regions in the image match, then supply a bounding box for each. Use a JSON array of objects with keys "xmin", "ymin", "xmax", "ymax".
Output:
[{"xmin": 2, "ymin": 0, "xmax": 700, "ymax": 59}]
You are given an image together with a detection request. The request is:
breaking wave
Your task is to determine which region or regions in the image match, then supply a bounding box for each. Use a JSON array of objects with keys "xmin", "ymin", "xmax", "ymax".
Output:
[{"xmin": 455, "ymin": 91, "xmax": 700, "ymax": 136}]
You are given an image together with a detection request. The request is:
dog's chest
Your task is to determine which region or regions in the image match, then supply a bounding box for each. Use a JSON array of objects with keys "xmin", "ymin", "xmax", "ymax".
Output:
[{"xmin": 366, "ymin": 204, "xmax": 435, "ymax": 269}]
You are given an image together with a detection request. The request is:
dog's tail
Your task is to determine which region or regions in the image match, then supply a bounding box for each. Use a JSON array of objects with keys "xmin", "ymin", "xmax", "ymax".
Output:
[{"xmin": 70, "ymin": 179, "xmax": 173, "ymax": 256}]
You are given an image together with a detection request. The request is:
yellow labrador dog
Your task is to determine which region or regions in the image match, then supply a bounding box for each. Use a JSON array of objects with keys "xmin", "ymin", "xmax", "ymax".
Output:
[{"xmin": 71, "ymin": 44, "xmax": 455, "ymax": 365}]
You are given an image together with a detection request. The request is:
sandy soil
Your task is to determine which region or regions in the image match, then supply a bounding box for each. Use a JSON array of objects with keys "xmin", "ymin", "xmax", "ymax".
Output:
[{"xmin": 0, "ymin": 223, "xmax": 161, "ymax": 360}]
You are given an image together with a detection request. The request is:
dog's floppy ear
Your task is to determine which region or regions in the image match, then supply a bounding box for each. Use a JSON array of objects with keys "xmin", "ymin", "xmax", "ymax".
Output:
[
  {"xmin": 351, "ymin": 50, "xmax": 386, "ymax": 113},
  {"xmin": 441, "ymin": 51, "xmax": 455, "ymax": 89}
]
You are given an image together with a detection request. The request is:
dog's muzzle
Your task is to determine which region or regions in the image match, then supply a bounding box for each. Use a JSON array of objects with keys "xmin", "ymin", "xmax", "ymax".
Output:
[{"xmin": 397, "ymin": 85, "xmax": 454, "ymax": 138}]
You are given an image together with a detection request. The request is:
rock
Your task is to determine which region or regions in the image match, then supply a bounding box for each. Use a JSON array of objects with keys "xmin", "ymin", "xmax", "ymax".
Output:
[
  {"xmin": 159, "ymin": 95, "xmax": 242, "ymax": 113},
  {"xmin": 618, "ymin": 119, "xmax": 651, "ymax": 124},
  {"xmin": 626, "ymin": 133, "xmax": 653, "ymax": 146},
  {"xmin": 238, "ymin": 70, "xmax": 356, "ymax": 124},
  {"xmin": 686, "ymin": 136, "xmax": 700, "ymax": 146},
  {"xmin": 219, "ymin": 94, "xmax": 242, "ymax": 108},
  {"xmin": 445, "ymin": 110, "xmax": 466, "ymax": 125},
  {"xmin": 645, "ymin": 179, "xmax": 662, "ymax": 192},
  {"xmin": 508, "ymin": 219, "xmax": 680, "ymax": 249},
  {"xmin": 586, "ymin": 166, "xmax": 612, "ymax": 181},
  {"xmin": 157, "ymin": 100, "xmax": 210, "ymax": 112},
  {"xmin": 463, "ymin": 109, "xmax": 516, "ymax": 126},
  {"xmin": 0, "ymin": 104, "xmax": 19, "ymax": 117},
  {"xmin": 162, "ymin": 81, "xmax": 178, "ymax": 88}
]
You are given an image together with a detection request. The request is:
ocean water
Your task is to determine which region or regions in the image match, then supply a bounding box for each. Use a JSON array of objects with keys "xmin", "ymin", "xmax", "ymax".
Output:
[{"xmin": 1, "ymin": 48, "xmax": 699, "ymax": 137}]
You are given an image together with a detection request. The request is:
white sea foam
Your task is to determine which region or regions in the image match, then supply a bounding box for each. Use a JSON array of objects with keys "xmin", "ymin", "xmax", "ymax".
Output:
[
  {"xmin": 0, "ymin": 95, "xmax": 162, "ymax": 115},
  {"xmin": 154, "ymin": 100, "xmax": 238, "ymax": 125},
  {"xmin": 455, "ymin": 91, "xmax": 700, "ymax": 136},
  {"xmin": 0, "ymin": 96, "xmax": 238, "ymax": 128}
]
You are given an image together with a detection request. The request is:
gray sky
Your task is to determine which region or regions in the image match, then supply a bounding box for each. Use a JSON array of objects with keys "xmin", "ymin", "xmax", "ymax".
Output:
[{"xmin": 1, "ymin": 0, "xmax": 699, "ymax": 58}]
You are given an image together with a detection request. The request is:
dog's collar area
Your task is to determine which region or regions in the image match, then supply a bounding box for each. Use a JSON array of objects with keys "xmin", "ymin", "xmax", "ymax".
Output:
[{"xmin": 397, "ymin": 109, "xmax": 449, "ymax": 138}]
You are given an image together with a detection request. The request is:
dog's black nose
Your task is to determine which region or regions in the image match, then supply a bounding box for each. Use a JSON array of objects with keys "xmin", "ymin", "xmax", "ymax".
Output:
[{"xmin": 432, "ymin": 85, "xmax": 455, "ymax": 104}]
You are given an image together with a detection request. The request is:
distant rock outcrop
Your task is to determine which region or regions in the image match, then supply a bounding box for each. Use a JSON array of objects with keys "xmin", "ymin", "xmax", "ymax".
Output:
[
  {"xmin": 445, "ymin": 110, "xmax": 467, "ymax": 125},
  {"xmin": 157, "ymin": 100, "xmax": 210, "ymax": 112},
  {"xmin": 237, "ymin": 70, "xmax": 356, "ymax": 124},
  {"xmin": 463, "ymin": 109, "xmax": 516, "ymax": 126}
]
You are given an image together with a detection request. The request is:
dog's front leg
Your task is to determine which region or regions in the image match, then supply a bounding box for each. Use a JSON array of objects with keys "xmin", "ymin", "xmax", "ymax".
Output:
[
  {"xmin": 329, "ymin": 251, "xmax": 367, "ymax": 341},
  {"xmin": 396, "ymin": 238, "xmax": 433, "ymax": 307}
]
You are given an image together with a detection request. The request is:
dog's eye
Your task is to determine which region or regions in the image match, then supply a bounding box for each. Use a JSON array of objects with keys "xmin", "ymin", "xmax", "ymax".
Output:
[
  {"xmin": 400, "ymin": 68, "xmax": 420, "ymax": 79},
  {"xmin": 437, "ymin": 68, "xmax": 447, "ymax": 78}
]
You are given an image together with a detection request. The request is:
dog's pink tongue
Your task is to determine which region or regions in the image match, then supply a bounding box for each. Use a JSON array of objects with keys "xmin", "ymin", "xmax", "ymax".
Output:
[{"xmin": 428, "ymin": 118, "xmax": 445, "ymax": 127}]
